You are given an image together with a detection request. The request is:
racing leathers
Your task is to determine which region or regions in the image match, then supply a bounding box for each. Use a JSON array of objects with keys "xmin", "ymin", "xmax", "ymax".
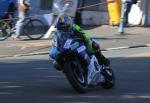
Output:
[{"xmin": 50, "ymin": 24, "xmax": 110, "ymax": 70}]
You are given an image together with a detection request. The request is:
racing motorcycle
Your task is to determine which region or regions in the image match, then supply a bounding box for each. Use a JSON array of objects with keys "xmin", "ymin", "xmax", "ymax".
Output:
[{"xmin": 48, "ymin": 1, "xmax": 115, "ymax": 93}]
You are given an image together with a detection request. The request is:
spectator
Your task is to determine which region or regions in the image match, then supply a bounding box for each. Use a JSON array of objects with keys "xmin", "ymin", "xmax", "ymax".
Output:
[
  {"xmin": 123, "ymin": 0, "xmax": 138, "ymax": 25},
  {"xmin": 12, "ymin": 0, "xmax": 30, "ymax": 40}
]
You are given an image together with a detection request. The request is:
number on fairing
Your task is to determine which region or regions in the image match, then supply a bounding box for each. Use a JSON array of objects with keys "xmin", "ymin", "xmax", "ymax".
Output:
[
  {"xmin": 63, "ymin": 39, "xmax": 73, "ymax": 49},
  {"xmin": 77, "ymin": 46, "xmax": 86, "ymax": 53}
]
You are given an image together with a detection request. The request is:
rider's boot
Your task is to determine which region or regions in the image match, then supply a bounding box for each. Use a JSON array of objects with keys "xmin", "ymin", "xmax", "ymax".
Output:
[
  {"xmin": 95, "ymin": 50, "xmax": 110, "ymax": 67},
  {"xmin": 95, "ymin": 50, "xmax": 112, "ymax": 77}
]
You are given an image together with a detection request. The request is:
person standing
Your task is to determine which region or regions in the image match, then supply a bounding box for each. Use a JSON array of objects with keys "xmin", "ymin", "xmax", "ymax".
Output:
[
  {"xmin": 119, "ymin": 0, "xmax": 138, "ymax": 33},
  {"xmin": 121, "ymin": 0, "xmax": 132, "ymax": 25},
  {"xmin": 123, "ymin": 0, "xmax": 138, "ymax": 25},
  {"xmin": 12, "ymin": 0, "xmax": 30, "ymax": 40}
]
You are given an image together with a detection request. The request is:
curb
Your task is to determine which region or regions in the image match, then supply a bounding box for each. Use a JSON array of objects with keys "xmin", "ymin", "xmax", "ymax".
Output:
[
  {"xmin": 0, "ymin": 44, "xmax": 150, "ymax": 58},
  {"xmin": 11, "ymin": 44, "xmax": 150, "ymax": 57},
  {"xmin": 101, "ymin": 44, "xmax": 150, "ymax": 51}
]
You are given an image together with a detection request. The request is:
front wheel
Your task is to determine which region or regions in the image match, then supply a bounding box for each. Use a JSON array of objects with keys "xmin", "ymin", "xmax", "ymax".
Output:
[
  {"xmin": 24, "ymin": 19, "xmax": 46, "ymax": 40},
  {"xmin": 0, "ymin": 21, "xmax": 11, "ymax": 41},
  {"xmin": 64, "ymin": 57, "xmax": 88, "ymax": 93},
  {"xmin": 101, "ymin": 67, "xmax": 115, "ymax": 89}
]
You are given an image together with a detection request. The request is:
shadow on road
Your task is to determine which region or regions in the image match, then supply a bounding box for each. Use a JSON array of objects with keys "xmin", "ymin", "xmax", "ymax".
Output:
[{"xmin": 0, "ymin": 57, "xmax": 149, "ymax": 103}]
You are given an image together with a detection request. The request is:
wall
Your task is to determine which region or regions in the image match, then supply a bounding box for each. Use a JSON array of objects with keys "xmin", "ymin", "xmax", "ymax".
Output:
[
  {"xmin": 128, "ymin": 0, "xmax": 150, "ymax": 26},
  {"xmin": 30, "ymin": 0, "xmax": 110, "ymax": 26},
  {"xmin": 81, "ymin": 0, "xmax": 109, "ymax": 25},
  {"xmin": 29, "ymin": 0, "xmax": 53, "ymax": 26},
  {"xmin": 145, "ymin": 0, "xmax": 150, "ymax": 26}
]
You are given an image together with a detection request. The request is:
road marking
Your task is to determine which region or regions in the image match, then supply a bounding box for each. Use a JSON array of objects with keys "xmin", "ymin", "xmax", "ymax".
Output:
[
  {"xmin": 104, "ymin": 46, "xmax": 129, "ymax": 51},
  {"xmin": 0, "ymin": 92, "xmax": 14, "ymax": 95},
  {"xmin": 146, "ymin": 44, "xmax": 150, "ymax": 46},
  {"xmin": 57, "ymin": 95, "xmax": 150, "ymax": 99},
  {"xmin": 1, "ymin": 43, "xmax": 150, "ymax": 58},
  {"xmin": 127, "ymin": 52, "xmax": 150, "ymax": 57},
  {"xmin": 47, "ymin": 76, "xmax": 66, "ymax": 79}
]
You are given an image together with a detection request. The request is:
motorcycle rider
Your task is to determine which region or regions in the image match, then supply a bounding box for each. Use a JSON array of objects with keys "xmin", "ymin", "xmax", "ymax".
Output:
[{"xmin": 50, "ymin": 15, "xmax": 110, "ymax": 71}]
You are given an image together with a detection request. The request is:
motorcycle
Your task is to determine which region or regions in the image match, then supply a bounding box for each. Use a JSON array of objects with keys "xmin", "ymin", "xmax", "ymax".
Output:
[{"xmin": 48, "ymin": 1, "xmax": 115, "ymax": 93}]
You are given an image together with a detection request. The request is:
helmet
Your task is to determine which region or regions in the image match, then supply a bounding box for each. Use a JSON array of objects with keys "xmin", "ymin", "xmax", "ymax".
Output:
[{"xmin": 56, "ymin": 15, "xmax": 73, "ymax": 32}]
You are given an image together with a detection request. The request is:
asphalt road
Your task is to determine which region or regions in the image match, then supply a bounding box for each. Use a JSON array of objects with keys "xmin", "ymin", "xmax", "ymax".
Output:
[{"xmin": 0, "ymin": 47, "xmax": 150, "ymax": 103}]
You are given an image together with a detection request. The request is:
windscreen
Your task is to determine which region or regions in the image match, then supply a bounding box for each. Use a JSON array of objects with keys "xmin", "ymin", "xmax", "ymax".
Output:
[{"xmin": 52, "ymin": 0, "xmax": 78, "ymax": 17}]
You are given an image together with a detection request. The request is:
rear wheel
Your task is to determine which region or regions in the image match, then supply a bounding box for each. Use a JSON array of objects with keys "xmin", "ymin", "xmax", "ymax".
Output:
[
  {"xmin": 24, "ymin": 19, "xmax": 46, "ymax": 40},
  {"xmin": 64, "ymin": 57, "xmax": 88, "ymax": 93}
]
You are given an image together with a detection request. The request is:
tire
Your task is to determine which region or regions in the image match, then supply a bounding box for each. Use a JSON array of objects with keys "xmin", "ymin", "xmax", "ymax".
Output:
[
  {"xmin": 101, "ymin": 68, "xmax": 115, "ymax": 89},
  {"xmin": 0, "ymin": 21, "xmax": 11, "ymax": 41},
  {"xmin": 64, "ymin": 57, "xmax": 88, "ymax": 93},
  {"xmin": 24, "ymin": 19, "xmax": 46, "ymax": 40}
]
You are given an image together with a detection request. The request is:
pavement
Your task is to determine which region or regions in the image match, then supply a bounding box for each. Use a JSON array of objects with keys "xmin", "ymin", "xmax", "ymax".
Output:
[{"xmin": 0, "ymin": 26, "xmax": 150, "ymax": 58}]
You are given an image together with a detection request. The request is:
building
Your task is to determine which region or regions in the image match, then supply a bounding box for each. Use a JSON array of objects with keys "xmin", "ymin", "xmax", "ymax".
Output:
[
  {"xmin": 30, "ymin": 0, "xmax": 108, "ymax": 26},
  {"xmin": 81, "ymin": 0, "xmax": 150, "ymax": 26},
  {"xmin": 30, "ymin": 0, "xmax": 150, "ymax": 26}
]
